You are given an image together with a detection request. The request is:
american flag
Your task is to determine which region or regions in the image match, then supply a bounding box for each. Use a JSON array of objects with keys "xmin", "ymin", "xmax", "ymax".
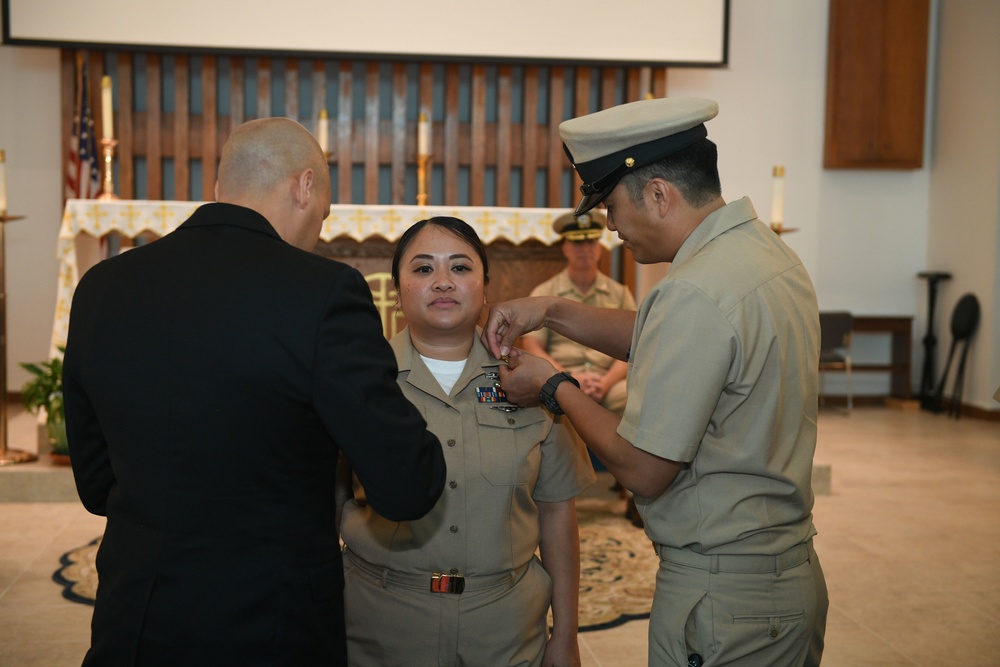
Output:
[{"xmin": 65, "ymin": 58, "xmax": 101, "ymax": 200}]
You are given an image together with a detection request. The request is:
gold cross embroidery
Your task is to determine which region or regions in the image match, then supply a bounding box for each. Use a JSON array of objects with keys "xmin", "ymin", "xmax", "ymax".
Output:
[
  {"xmin": 350, "ymin": 209, "xmax": 372, "ymax": 236},
  {"xmin": 122, "ymin": 204, "xmax": 142, "ymax": 234},
  {"xmin": 152, "ymin": 205, "xmax": 176, "ymax": 234},
  {"xmin": 476, "ymin": 211, "xmax": 497, "ymax": 237},
  {"xmin": 86, "ymin": 204, "xmax": 108, "ymax": 233},
  {"xmin": 383, "ymin": 209, "xmax": 402, "ymax": 237}
]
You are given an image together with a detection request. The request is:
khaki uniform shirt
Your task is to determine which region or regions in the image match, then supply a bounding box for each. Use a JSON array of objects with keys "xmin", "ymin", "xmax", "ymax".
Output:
[
  {"xmin": 526, "ymin": 269, "xmax": 636, "ymax": 373},
  {"xmin": 619, "ymin": 197, "xmax": 820, "ymax": 556},
  {"xmin": 341, "ymin": 330, "xmax": 595, "ymax": 577}
]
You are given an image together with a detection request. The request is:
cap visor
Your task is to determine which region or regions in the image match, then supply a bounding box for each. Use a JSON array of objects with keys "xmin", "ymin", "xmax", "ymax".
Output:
[{"xmin": 573, "ymin": 190, "xmax": 609, "ymax": 216}]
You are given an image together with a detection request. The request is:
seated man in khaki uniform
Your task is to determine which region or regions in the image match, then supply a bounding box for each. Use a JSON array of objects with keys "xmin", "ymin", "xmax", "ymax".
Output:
[{"xmin": 522, "ymin": 210, "xmax": 636, "ymax": 414}]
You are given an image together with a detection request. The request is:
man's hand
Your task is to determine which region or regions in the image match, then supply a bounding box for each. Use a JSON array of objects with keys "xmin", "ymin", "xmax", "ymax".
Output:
[
  {"xmin": 574, "ymin": 371, "xmax": 606, "ymax": 402},
  {"xmin": 481, "ymin": 297, "xmax": 554, "ymax": 358},
  {"xmin": 497, "ymin": 352, "xmax": 557, "ymax": 407}
]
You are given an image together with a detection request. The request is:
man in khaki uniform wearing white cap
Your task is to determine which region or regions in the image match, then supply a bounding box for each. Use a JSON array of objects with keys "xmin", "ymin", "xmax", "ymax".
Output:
[{"xmin": 482, "ymin": 97, "xmax": 828, "ymax": 666}]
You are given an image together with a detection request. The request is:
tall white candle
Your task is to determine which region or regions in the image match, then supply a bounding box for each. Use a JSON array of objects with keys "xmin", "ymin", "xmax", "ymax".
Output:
[
  {"xmin": 770, "ymin": 165, "xmax": 785, "ymax": 225},
  {"xmin": 317, "ymin": 109, "xmax": 329, "ymax": 155},
  {"xmin": 418, "ymin": 112, "xmax": 430, "ymax": 156},
  {"xmin": 101, "ymin": 76, "xmax": 114, "ymax": 140},
  {"xmin": 0, "ymin": 149, "xmax": 7, "ymax": 214}
]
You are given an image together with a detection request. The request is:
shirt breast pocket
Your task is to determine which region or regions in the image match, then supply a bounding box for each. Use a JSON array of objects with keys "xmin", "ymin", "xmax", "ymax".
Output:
[{"xmin": 475, "ymin": 407, "xmax": 547, "ymax": 486}]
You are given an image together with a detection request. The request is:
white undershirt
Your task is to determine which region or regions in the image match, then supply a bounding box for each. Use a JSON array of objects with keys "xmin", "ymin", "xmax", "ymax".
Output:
[{"xmin": 420, "ymin": 355, "xmax": 469, "ymax": 395}]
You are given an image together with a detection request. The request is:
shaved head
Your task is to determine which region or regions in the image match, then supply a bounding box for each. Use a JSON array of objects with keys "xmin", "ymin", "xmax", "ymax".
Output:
[
  {"xmin": 217, "ymin": 117, "xmax": 326, "ymax": 204},
  {"xmin": 215, "ymin": 117, "xmax": 331, "ymax": 250}
]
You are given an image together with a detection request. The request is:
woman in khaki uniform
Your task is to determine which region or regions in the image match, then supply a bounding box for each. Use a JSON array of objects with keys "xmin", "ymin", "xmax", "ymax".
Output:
[{"xmin": 339, "ymin": 217, "xmax": 595, "ymax": 667}]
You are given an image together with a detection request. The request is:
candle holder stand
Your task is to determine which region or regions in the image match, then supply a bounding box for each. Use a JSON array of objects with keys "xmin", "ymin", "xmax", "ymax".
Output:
[
  {"xmin": 416, "ymin": 154, "xmax": 431, "ymax": 206},
  {"xmin": 98, "ymin": 138, "xmax": 119, "ymax": 201},
  {"xmin": 770, "ymin": 221, "xmax": 798, "ymax": 235},
  {"xmin": 0, "ymin": 213, "xmax": 37, "ymax": 466}
]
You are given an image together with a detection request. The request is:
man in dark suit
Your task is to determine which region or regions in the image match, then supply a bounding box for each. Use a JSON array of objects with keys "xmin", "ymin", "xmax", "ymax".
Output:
[{"xmin": 64, "ymin": 117, "xmax": 447, "ymax": 666}]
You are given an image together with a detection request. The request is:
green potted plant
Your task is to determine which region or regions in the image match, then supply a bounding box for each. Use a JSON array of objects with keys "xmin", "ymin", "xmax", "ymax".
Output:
[{"xmin": 20, "ymin": 346, "xmax": 68, "ymax": 462}]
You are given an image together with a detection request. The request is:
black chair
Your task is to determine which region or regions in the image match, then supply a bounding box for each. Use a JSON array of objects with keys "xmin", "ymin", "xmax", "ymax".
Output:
[
  {"xmin": 934, "ymin": 294, "xmax": 980, "ymax": 419},
  {"xmin": 819, "ymin": 311, "xmax": 854, "ymax": 410}
]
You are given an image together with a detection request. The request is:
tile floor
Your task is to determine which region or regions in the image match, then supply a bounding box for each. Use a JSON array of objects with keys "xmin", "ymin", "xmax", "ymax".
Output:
[{"xmin": 1, "ymin": 403, "xmax": 998, "ymax": 666}]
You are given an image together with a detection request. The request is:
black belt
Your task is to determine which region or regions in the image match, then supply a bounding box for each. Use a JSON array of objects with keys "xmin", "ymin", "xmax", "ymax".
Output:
[
  {"xmin": 344, "ymin": 547, "xmax": 526, "ymax": 594},
  {"xmin": 655, "ymin": 541, "xmax": 813, "ymax": 575}
]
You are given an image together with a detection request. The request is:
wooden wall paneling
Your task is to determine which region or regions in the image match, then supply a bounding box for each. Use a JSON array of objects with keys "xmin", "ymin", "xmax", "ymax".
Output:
[
  {"xmin": 652, "ymin": 67, "xmax": 668, "ymax": 98},
  {"xmin": 570, "ymin": 66, "xmax": 591, "ymax": 200},
  {"xmin": 173, "ymin": 55, "xmax": 190, "ymax": 201},
  {"xmin": 201, "ymin": 57, "xmax": 218, "ymax": 200},
  {"xmin": 230, "ymin": 58, "xmax": 245, "ymax": 129},
  {"xmin": 256, "ymin": 58, "xmax": 271, "ymax": 118},
  {"xmin": 311, "ymin": 60, "xmax": 326, "ymax": 129},
  {"xmin": 88, "ymin": 51, "xmax": 106, "ymax": 197},
  {"xmin": 116, "ymin": 53, "xmax": 135, "ymax": 199},
  {"xmin": 283, "ymin": 60, "xmax": 299, "ymax": 120},
  {"xmin": 521, "ymin": 66, "xmax": 539, "ymax": 207},
  {"xmin": 625, "ymin": 67, "xmax": 649, "ymax": 102},
  {"xmin": 470, "ymin": 65, "xmax": 487, "ymax": 207},
  {"xmin": 495, "ymin": 66, "xmax": 512, "ymax": 207},
  {"xmin": 600, "ymin": 67, "xmax": 618, "ymax": 110},
  {"xmin": 88, "ymin": 51, "xmax": 104, "ymax": 139},
  {"xmin": 59, "ymin": 51, "xmax": 74, "ymax": 200},
  {"xmin": 546, "ymin": 66, "xmax": 565, "ymax": 208},
  {"xmin": 363, "ymin": 62, "xmax": 380, "ymax": 203},
  {"xmin": 443, "ymin": 64, "xmax": 460, "ymax": 205},
  {"xmin": 390, "ymin": 63, "xmax": 407, "ymax": 204},
  {"xmin": 418, "ymin": 63, "xmax": 434, "ymax": 203},
  {"xmin": 336, "ymin": 62, "xmax": 353, "ymax": 203},
  {"xmin": 145, "ymin": 55, "xmax": 163, "ymax": 200}
]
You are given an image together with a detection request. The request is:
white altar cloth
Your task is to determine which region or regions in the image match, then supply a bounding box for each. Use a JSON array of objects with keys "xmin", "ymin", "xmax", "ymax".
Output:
[{"xmin": 53, "ymin": 199, "xmax": 618, "ymax": 354}]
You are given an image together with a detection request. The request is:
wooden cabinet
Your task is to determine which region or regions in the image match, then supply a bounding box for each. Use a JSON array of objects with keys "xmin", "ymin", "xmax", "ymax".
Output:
[{"xmin": 823, "ymin": 0, "xmax": 931, "ymax": 169}]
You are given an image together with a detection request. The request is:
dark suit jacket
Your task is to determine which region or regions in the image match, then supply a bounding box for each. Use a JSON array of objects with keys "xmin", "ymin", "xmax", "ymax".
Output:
[{"xmin": 64, "ymin": 203, "xmax": 446, "ymax": 666}]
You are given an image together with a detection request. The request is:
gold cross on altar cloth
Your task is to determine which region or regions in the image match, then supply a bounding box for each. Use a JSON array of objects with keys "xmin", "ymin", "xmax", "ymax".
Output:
[
  {"xmin": 350, "ymin": 209, "xmax": 372, "ymax": 236},
  {"xmin": 476, "ymin": 211, "xmax": 497, "ymax": 237},
  {"xmin": 86, "ymin": 204, "xmax": 108, "ymax": 233},
  {"xmin": 152, "ymin": 205, "xmax": 175, "ymax": 234}
]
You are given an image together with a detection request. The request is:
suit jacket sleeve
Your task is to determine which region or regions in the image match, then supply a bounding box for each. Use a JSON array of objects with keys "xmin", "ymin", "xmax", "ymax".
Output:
[
  {"xmin": 63, "ymin": 276, "xmax": 115, "ymax": 516},
  {"xmin": 313, "ymin": 267, "xmax": 445, "ymax": 521}
]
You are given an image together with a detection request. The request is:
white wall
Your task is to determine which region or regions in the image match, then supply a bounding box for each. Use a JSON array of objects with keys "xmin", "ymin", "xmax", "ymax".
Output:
[
  {"xmin": 1, "ymin": 0, "xmax": 997, "ymax": 411},
  {"xmin": 0, "ymin": 27, "xmax": 62, "ymax": 391},
  {"xmin": 926, "ymin": 0, "xmax": 1000, "ymax": 410}
]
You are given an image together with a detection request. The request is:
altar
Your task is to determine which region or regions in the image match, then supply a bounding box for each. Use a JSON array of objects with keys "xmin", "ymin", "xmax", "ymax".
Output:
[{"xmin": 53, "ymin": 199, "xmax": 618, "ymax": 354}]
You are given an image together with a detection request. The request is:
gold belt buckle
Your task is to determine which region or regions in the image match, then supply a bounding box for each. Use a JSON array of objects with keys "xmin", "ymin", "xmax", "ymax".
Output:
[{"xmin": 430, "ymin": 572, "xmax": 465, "ymax": 594}]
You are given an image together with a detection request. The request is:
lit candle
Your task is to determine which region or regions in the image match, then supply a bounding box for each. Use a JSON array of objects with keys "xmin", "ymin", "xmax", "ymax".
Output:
[
  {"xmin": 317, "ymin": 109, "xmax": 329, "ymax": 155},
  {"xmin": 418, "ymin": 112, "xmax": 430, "ymax": 156},
  {"xmin": 770, "ymin": 165, "xmax": 785, "ymax": 226},
  {"xmin": 0, "ymin": 149, "xmax": 7, "ymax": 215},
  {"xmin": 101, "ymin": 76, "xmax": 114, "ymax": 140}
]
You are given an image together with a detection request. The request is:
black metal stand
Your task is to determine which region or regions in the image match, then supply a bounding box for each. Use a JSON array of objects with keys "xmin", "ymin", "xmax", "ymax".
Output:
[{"xmin": 916, "ymin": 271, "xmax": 951, "ymax": 412}]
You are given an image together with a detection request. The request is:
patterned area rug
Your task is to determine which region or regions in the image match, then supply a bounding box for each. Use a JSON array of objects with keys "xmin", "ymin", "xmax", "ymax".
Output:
[
  {"xmin": 575, "ymin": 502, "xmax": 657, "ymax": 632},
  {"xmin": 53, "ymin": 536, "xmax": 99, "ymax": 606},
  {"xmin": 54, "ymin": 503, "xmax": 657, "ymax": 632}
]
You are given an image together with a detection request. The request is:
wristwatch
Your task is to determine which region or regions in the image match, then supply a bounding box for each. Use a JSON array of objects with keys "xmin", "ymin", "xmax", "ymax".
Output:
[{"xmin": 539, "ymin": 372, "xmax": 580, "ymax": 415}]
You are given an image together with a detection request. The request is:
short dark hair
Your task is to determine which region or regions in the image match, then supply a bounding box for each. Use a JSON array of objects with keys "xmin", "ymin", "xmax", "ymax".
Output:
[
  {"xmin": 391, "ymin": 217, "xmax": 490, "ymax": 287},
  {"xmin": 620, "ymin": 138, "xmax": 721, "ymax": 208}
]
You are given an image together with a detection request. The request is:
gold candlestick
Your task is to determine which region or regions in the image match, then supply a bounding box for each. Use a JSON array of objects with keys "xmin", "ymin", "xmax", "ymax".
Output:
[
  {"xmin": 98, "ymin": 138, "xmax": 119, "ymax": 201},
  {"xmin": 416, "ymin": 154, "xmax": 431, "ymax": 206}
]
